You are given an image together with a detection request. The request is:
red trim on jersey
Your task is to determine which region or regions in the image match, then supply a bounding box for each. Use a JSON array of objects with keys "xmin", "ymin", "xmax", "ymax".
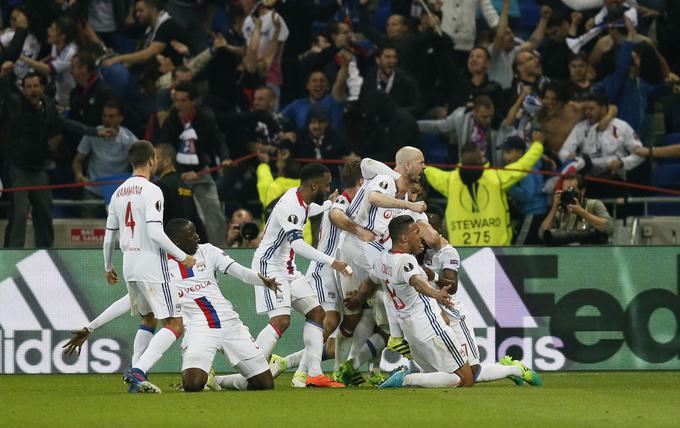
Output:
[
  {"xmin": 286, "ymin": 249, "xmax": 295, "ymax": 275},
  {"xmin": 296, "ymin": 190, "xmax": 306, "ymax": 208},
  {"xmin": 341, "ymin": 191, "xmax": 352, "ymax": 203}
]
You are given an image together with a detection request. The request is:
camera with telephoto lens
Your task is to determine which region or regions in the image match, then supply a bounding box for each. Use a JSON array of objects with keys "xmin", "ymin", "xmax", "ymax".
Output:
[
  {"xmin": 559, "ymin": 187, "xmax": 581, "ymax": 210},
  {"xmin": 239, "ymin": 222, "xmax": 260, "ymax": 241}
]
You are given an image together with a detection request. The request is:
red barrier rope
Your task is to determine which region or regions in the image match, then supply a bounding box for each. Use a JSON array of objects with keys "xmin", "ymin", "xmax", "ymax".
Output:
[{"xmin": 2, "ymin": 152, "xmax": 680, "ymax": 197}]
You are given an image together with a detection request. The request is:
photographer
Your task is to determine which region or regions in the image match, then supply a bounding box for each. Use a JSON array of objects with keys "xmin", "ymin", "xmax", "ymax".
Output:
[
  {"xmin": 225, "ymin": 208, "xmax": 261, "ymax": 248},
  {"xmin": 539, "ymin": 173, "xmax": 614, "ymax": 245}
]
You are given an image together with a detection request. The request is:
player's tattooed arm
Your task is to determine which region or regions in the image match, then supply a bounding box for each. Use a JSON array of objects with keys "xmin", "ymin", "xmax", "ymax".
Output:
[{"xmin": 409, "ymin": 274, "xmax": 453, "ymax": 309}]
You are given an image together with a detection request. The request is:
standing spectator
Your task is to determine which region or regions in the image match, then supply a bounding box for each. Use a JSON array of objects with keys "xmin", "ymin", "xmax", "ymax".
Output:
[
  {"xmin": 281, "ymin": 70, "xmax": 346, "ymax": 132},
  {"xmin": 540, "ymin": 9, "xmax": 581, "ymax": 81},
  {"xmin": 159, "ymin": 81, "xmax": 229, "ymax": 246},
  {"xmin": 564, "ymin": 52, "xmax": 592, "ymax": 100},
  {"xmin": 101, "ymin": 0, "xmax": 189, "ymax": 68},
  {"xmin": 0, "ymin": 68, "xmax": 112, "ymax": 248},
  {"xmin": 502, "ymin": 136, "xmax": 548, "ymax": 245},
  {"xmin": 84, "ymin": 0, "xmax": 130, "ymax": 53},
  {"xmin": 559, "ymin": 92, "xmax": 645, "ymax": 197},
  {"xmin": 361, "ymin": 44, "xmax": 423, "ymax": 117},
  {"xmin": 418, "ymin": 95, "xmax": 509, "ymax": 165},
  {"xmin": 69, "ymin": 50, "xmax": 114, "ymax": 126},
  {"xmin": 72, "ymin": 100, "xmax": 136, "ymax": 216},
  {"xmin": 440, "ymin": 0, "xmax": 499, "ymax": 67},
  {"xmin": 447, "ymin": 47, "xmax": 504, "ymax": 116},
  {"xmin": 424, "ymin": 136, "xmax": 544, "ymax": 246},
  {"xmin": 488, "ymin": 1, "xmax": 551, "ymax": 89},
  {"xmin": 19, "ymin": 15, "xmax": 79, "ymax": 107},
  {"xmin": 1, "ymin": 6, "xmax": 39, "ymax": 80},
  {"xmin": 154, "ymin": 143, "xmax": 207, "ymax": 243}
]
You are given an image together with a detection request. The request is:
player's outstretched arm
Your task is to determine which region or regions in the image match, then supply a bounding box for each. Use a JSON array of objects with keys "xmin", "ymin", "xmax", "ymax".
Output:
[
  {"xmin": 409, "ymin": 274, "xmax": 454, "ymax": 309},
  {"xmin": 368, "ymin": 191, "xmax": 425, "ymax": 212},
  {"xmin": 416, "ymin": 220, "xmax": 444, "ymax": 250},
  {"xmin": 361, "ymin": 158, "xmax": 401, "ymax": 181},
  {"xmin": 147, "ymin": 221, "xmax": 193, "ymax": 267},
  {"xmin": 223, "ymin": 259, "xmax": 280, "ymax": 292},
  {"xmin": 62, "ymin": 295, "xmax": 131, "ymax": 356},
  {"xmin": 329, "ymin": 208, "xmax": 375, "ymax": 242},
  {"xmin": 289, "ymin": 238, "xmax": 352, "ymax": 277}
]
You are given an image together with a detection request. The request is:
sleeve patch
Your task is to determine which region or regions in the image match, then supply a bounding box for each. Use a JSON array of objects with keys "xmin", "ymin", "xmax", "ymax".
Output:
[
  {"xmin": 379, "ymin": 181, "xmax": 388, "ymax": 190},
  {"xmin": 155, "ymin": 200, "xmax": 162, "ymax": 212},
  {"xmin": 403, "ymin": 262, "xmax": 414, "ymax": 272},
  {"xmin": 287, "ymin": 214, "xmax": 299, "ymax": 225}
]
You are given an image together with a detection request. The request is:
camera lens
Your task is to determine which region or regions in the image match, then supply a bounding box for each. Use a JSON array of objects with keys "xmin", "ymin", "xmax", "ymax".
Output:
[{"xmin": 240, "ymin": 222, "xmax": 260, "ymax": 241}]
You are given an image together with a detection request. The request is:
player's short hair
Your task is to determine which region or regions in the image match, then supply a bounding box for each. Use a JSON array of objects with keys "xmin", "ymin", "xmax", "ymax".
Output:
[
  {"xmin": 389, "ymin": 215, "xmax": 415, "ymax": 242},
  {"xmin": 426, "ymin": 203, "xmax": 445, "ymax": 219},
  {"xmin": 128, "ymin": 140, "xmax": 156, "ymax": 168},
  {"xmin": 340, "ymin": 160, "xmax": 362, "ymax": 189},
  {"xmin": 300, "ymin": 163, "xmax": 330, "ymax": 184},
  {"xmin": 165, "ymin": 218, "xmax": 192, "ymax": 241},
  {"xmin": 472, "ymin": 95, "xmax": 494, "ymax": 110},
  {"xmin": 155, "ymin": 143, "xmax": 176, "ymax": 164}
]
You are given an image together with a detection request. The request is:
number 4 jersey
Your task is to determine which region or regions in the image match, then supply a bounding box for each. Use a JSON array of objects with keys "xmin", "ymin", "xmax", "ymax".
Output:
[{"xmin": 106, "ymin": 175, "xmax": 168, "ymax": 282}]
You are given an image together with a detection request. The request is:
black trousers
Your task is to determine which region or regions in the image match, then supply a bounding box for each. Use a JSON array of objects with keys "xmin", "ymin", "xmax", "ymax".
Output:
[{"xmin": 5, "ymin": 165, "xmax": 53, "ymax": 248}]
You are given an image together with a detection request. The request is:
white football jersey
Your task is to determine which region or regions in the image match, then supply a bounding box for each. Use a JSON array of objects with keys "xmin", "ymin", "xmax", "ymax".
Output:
[
  {"xmin": 352, "ymin": 174, "xmax": 399, "ymax": 239},
  {"xmin": 168, "ymin": 244, "xmax": 243, "ymax": 328},
  {"xmin": 369, "ymin": 251, "xmax": 448, "ymax": 345},
  {"xmin": 106, "ymin": 176, "xmax": 168, "ymax": 282},
  {"xmin": 252, "ymin": 188, "xmax": 308, "ymax": 277},
  {"xmin": 423, "ymin": 245, "xmax": 464, "ymax": 322},
  {"xmin": 307, "ymin": 192, "xmax": 350, "ymax": 275}
]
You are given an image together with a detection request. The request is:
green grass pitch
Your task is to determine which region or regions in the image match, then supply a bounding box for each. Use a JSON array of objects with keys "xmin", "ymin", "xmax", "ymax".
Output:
[{"xmin": 2, "ymin": 372, "xmax": 680, "ymax": 427}]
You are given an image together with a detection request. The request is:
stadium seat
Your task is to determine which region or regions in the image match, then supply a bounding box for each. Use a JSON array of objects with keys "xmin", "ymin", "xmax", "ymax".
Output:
[{"xmin": 420, "ymin": 133, "xmax": 449, "ymax": 165}]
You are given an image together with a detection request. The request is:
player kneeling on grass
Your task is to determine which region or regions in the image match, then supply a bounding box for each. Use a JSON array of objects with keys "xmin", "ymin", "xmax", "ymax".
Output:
[
  {"xmin": 165, "ymin": 218, "xmax": 280, "ymax": 392},
  {"xmin": 348, "ymin": 215, "xmax": 475, "ymax": 388}
]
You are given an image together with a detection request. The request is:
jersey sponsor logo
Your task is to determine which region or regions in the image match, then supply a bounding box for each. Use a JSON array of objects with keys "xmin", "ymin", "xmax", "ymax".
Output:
[
  {"xmin": 403, "ymin": 262, "xmax": 414, "ymax": 272},
  {"xmin": 177, "ymin": 280, "xmax": 212, "ymax": 298},
  {"xmin": 0, "ymin": 251, "xmax": 123, "ymax": 374}
]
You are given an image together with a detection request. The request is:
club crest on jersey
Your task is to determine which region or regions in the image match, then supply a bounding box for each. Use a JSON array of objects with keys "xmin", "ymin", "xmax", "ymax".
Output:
[
  {"xmin": 155, "ymin": 200, "xmax": 162, "ymax": 212},
  {"xmin": 287, "ymin": 214, "xmax": 299, "ymax": 224},
  {"xmin": 379, "ymin": 181, "xmax": 388, "ymax": 190},
  {"xmin": 404, "ymin": 262, "xmax": 414, "ymax": 272},
  {"xmin": 196, "ymin": 262, "xmax": 206, "ymax": 271}
]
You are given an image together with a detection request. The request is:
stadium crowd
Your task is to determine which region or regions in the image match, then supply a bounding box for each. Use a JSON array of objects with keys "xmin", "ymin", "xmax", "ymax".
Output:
[{"xmin": 1, "ymin": 0, "xmax": 680, "ymax": 248}]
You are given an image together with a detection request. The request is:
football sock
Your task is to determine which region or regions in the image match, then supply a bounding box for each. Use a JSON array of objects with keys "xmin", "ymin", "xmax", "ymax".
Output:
[
  {"xmin": 350, "ymin": 310, "xmax": 374, "ymax": 361},
  {"xmin": 283, "ymin": 350, "xmax": 304, "ymax": 370},
  {"xmin": 131, "ymin": 325, "xmax": 154, "ymax": 366},
  {"xmin": 371, "ymin": 344, "xmax": 383, "ymax": 374},
  {"xmin": 216, "ymin": 374, "xmax": 248, "ymax": 391},
  {"xmin": 475, "ymin": 364, "xmax": 522, "ymax": 383},
  {"xmin": 301, "ymin": 320, "xmax": 324, "ymax": 377},
  {"xmin": 255, "ymin": 322, "xmax": 281, "ymax": 358},
  {"xmin": 334, "ymin": 333, "xmax": 352, "ymax": 369},
  {"xmin": 351, "ymin": 333, "xmax": 386, "ymax": 370},
  {"xmin": 86, "ymin": 295, "xmax": 130, "ymax": 331},
  {"xmin": 403, "ymin": 372, "xmax": 461, "ymax": 388},
  {"xmin": 134, "ymin": 326, "xmax": 179, "ymax": 374}
]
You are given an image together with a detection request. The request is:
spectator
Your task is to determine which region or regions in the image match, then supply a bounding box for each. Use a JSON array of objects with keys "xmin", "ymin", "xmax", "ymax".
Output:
[
  {"xmin": 101, "ymin": 0, "xmax": 189, "ymax": 68},
  {"xmin": 155, "ymin": 65, "xmax": 192, "ymax": 126},
  {"xmin": 0, "ymin": 69, "xmax": 113, "ymax": 248},
  {"xmin": 539, "ymin": 172, "xmax": 614, "ymax": 244},
  {"xmin": 418, "ymin": 95, "xmax": 509, "ymax": 165},
  {"xmin": 512, "ymin": 48, "xmax": 551, "ymax": 97},
  {"xmin": 83, "ymin": 0, "xmax": 130, "ymax": 53},
  {"xmin": 361, "ymin": 44, "xmax": 423, "ymax": 117},
  {"xmin": 447, "ymin": 47, "xmax": 504, "ymax": 116},
  {"xmin": 488, "ymin": 1, "xmax": 551, "ymax": 89},
  {"xmin": 424, "ymin": 134, "xmax": 544, "ymax": 246},
  {"xmin": 502, "ymin": 136, "xmax": 548, "ymax": 245},
  {"xmin": 1, "ymin": 6, "xmax": 39, "ymax": 80},
  {"xmin": 559, "ymin": 92, "xmax": 644, "ymax": 196},
  {"xmin": 154, "ymin": 143, "xmax": 207, "ymax": 243},
  {"xmin": 353, "ymin": 89, "xmax": 420, "ymax": 162},
  {"xmin": 564, "ymin": 52, "xmax": 592, "ymax": 100},
  {"xmin": 69, "ymin": 50, "xmax": 114, "ymax": 127},
  {"xmin": 225, "ymin": 208, "xmax": 260, "ymax": 248},
  {"xmin": 440, "ymin": 0, "xmax": 499, "ymax": 66},
  {"xmin": 72, "ymin": 100, "xmax": 136, "ymax": 216},
  {"xmin": 19, "ymin": 14, "xmax": 78, "ymax": 107},
  {"xmin": 159, "ymin": 81, "xmax": 229, "ymax": 246},
  {"xmin": 540, "ymin": 9, "xmax": 582, "ymax": 81},
  {"xmin": 280, "ymin": 70, "xmax": 346, "ymax": 132}
]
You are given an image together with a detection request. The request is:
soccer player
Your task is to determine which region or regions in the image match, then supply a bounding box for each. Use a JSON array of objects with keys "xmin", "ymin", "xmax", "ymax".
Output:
[
  {"xmin": 362, "ymin": 215, "xmax": 476, "ymax": 388},
  {"xmin": 163, "ymin": 219, "xmax": 280, "ymax": 392},
  {"xmin": 104, "ymin": 140, "xmax": 197, "ymax": 393},
  {"xmin": 421, "ymin": 225, "xmax": 542, "ymax": 386},
  {"xmin": 268, "ymin": 161, "xmax": 372, "ymax": 378},
  {"xmin": 252, "ymin": 163, "xmax": 351, "ymax": 388}
]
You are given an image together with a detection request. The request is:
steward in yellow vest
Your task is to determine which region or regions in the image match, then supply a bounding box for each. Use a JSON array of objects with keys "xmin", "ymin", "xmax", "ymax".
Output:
[{"xmin": 425, "ymin": 139, "xmax": 544, "ymax": 246}]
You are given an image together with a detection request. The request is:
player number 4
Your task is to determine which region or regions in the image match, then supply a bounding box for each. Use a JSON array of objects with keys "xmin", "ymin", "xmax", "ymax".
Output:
[{"xmin": 125, "ymin": 201, "xmax": 136, "ymax": 237}]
